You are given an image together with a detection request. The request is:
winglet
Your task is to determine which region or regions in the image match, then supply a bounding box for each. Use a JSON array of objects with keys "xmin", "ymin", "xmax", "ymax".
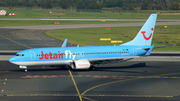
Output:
[
  {"xmin": 144, "ymin": 45, "xmax": 154, "ymax": 56},
  {"xmin": 61, "ymin": 38, "xmax": 67, "ymax": 47}
]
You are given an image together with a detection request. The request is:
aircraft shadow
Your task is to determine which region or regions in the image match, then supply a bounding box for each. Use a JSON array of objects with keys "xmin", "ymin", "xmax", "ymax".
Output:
[
  {"xmin": 8, "ymin": 63, "xmax": 148, "ymax": 74},
  {"xmin": 10, "ymin": 66, "xmax": 69, "ymax": 72},
  {"xmin": 95, "ymin": 63, "xmax": 149, "ymax": 74},
  {"xmin": 73, "ymin": 63, "xmax": 149, "ymax": 73},
  {"xmin": 98, "ymin": 63, "xmax": 147, "ymax": 69}
]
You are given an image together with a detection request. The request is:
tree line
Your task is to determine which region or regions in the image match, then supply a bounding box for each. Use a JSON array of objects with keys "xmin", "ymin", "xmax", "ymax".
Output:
[{"xmin": 0, "ymin": 0, "xmax": 180, "ymax": 10}]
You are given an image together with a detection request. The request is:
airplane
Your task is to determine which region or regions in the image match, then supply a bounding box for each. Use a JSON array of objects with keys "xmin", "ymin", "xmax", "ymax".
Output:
[{"xmin": 9, "ymin": 14, "xmax": 157, "ymax": 72}]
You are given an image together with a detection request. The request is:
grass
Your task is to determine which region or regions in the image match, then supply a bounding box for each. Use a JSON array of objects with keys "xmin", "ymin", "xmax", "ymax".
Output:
[
  {"xmin": 0, "ymin": 9, "xmax": 180, "ymax": 19},
  {"xmin": 0, "ymin": 9, "xmax": 180, "ymax": 51},
  {"xmin": 0, "ymin": 20, "xmax": 144, "ymax": 26},
  {"xmin": 46, "ymin": 25, "xmax": 180, "ymax": 51}
]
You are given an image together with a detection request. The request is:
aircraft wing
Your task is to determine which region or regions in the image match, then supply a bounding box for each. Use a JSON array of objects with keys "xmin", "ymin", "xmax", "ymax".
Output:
[
  {"xmin": 89, "ymin": 57, "xmax": 135, "ymax": 65},
  {"xmin": 61, "ymin": 38, "xmax": 68, "ymax": 47},
  {"xmin": 154, "ymin": 44, "xmax": 176, "ymax": 49},
  {"xmin": 143, "ymin": 44, "xmax": 176, "ymax": 56}
]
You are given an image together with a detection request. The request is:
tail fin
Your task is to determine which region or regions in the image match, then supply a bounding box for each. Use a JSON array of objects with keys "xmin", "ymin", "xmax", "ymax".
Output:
[{"xmin": 121, "ymin": 14, "xmax": 157, "ymax": 46}]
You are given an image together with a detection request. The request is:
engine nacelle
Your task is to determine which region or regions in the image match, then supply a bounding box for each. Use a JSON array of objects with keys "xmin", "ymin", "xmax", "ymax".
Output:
[
  {"xmin": 19, "ymin": 65, "xmax": 27, "ymax": 69},
  {"xmin": 71, "ymin": 59, "xmax": 90, "ymax": 69}
]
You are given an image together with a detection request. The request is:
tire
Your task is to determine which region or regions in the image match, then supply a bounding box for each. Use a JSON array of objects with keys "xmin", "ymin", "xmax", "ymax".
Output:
[{"xmin": 89, "ymin": 65, "xmax": 96, "ymax": 71}]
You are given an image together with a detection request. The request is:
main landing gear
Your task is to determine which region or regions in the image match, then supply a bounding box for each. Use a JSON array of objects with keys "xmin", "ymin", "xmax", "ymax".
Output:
[{"xmin": 89, "ymin": 65, "xmax": 96, "ymax": 71}]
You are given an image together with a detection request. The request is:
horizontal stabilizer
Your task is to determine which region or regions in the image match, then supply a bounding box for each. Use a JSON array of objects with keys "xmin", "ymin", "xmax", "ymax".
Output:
[
  {"xmin": 145, "ymin": 45, "xmax": 154, "ymax": 56},
  {"xmin": 154, "ymin": 44, "xmax": 176, "ymax": 49},
  {"xmin": 143, "ymin": 47, "xmax": 150, "ymax": 50}
]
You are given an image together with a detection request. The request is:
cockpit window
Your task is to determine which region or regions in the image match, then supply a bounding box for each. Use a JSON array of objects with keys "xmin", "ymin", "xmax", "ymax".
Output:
[{"xmin": 15, "ymin": 54, "xmax": 24, "ymax": 57}]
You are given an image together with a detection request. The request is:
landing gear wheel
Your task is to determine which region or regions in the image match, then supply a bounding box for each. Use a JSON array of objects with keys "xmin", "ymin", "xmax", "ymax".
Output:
[{"xmin": 89, "ymin": 65, "xmax": 96, "ymax": 71}]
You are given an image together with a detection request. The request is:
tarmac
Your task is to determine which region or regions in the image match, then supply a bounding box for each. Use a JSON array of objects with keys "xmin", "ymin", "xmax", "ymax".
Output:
[{"xmin": 0, "ymin": 21, "xmax": 180, "ymax": 101}]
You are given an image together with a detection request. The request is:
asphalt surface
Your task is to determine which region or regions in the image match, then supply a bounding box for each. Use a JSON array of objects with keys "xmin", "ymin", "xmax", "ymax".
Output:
[
  {"xmin": 1, "ymin": 21, "xmax": 180, "ymax": 30},
  {"xmin": 0, "ymin": 29, "xmax": 76, "ymax": 50},
  {"xmin": 0, "ymin": 21, "xmax": 180, "ymax": 101},
  {"xmin": 0, "ymin": 61, "xmax": 180, "ymax": 101}
]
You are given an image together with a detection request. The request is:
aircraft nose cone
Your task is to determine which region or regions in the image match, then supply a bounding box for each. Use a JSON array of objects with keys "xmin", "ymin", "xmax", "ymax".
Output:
[
  {"xmin": 9, "ymin": 56, "xmax": 18, "ymax": 63},
  {"xmin": 9, "ymin": 57, "xmax": 14, "ymax": 63}
]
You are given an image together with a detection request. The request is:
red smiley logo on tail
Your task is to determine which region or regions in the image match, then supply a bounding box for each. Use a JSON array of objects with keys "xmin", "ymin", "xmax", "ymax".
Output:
[{"xmin": 141, "ymin": 28, "xmax": 153, "ymax": 40}]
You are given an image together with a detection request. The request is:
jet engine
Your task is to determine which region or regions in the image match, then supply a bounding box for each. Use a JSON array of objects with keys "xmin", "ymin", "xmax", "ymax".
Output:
[{"xmin": 71, "ymin": 59, "xmax": 90, "ymax": 69}]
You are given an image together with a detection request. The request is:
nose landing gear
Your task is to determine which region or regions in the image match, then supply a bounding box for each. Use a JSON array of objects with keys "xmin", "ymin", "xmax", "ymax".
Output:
[
  {"xmin": 25, "ymin": 69, "xmax": 27, "ymax": 72},
  {"xmin": 19, "ymin": 66, "xmax": 28, "ymax": 72}
]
